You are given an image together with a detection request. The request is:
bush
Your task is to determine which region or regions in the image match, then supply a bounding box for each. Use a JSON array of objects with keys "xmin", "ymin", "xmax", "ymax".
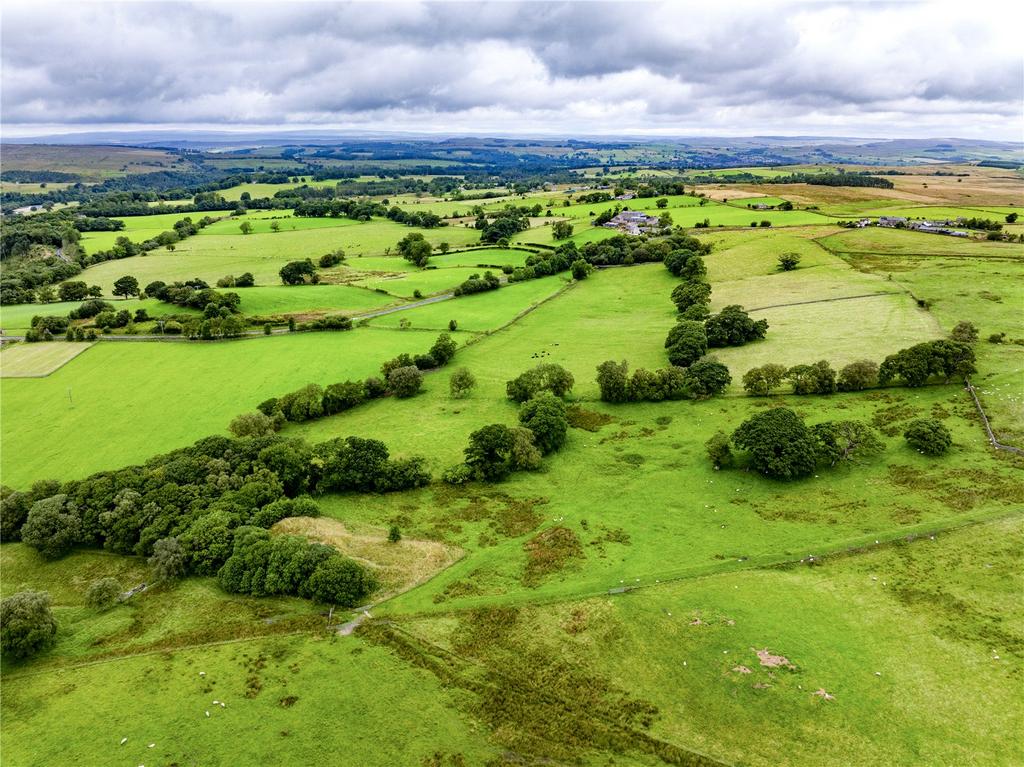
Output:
[
  {"xmin": 148, "ymin": 537, "xmax": 187, "ymax": 581},
  {"xmin": 683, "ymin": 357, "xmax": 732, "ymax": 399},
  {"xmin": 429, "ymin": 333, "xmax": 458, "ymax": 366},
  {"xmin": 705, "ymin": 431, "xmax": 733, "ymax": 469},
  {"xmin": 229, "ymin": 411, "xmax": 280, "ymax": 438},
  {"xmin": 364, "ymin": 376, "xmax": 387, "ymax": 399},
  {"xmin": 279, "ymin": 259, "xmax": 317, "ymax": 285},
  {"xmin": 449, "ymin": 367, "xmax": 477, "ymax": 398},
  {"xmin": 506, "ymin": 363, "xmax": 574, "ymax": 403},
  {"xmin": 950, "ymin": 321, "xmax": 979, "ymax": 344},
  {"xmin": 595, "ymin": 360, "xmax": 629, "ymax": 403},
  {"xmin": 85, "ymin": 577, "xmax": 122, "ymax": 610},
  {"xmin": 387, "ymin": 366, "xmax": 423, "ymax": 398},
  {"xmin": 1, "ymin": 591, "xmax": 57, "ymax": 659},
  {"xmin": 904, "ymin": 419, "xmax": 952, "ymax": 456},
  {"xmin": 665, "ymin": 320, "xmax": 708, "ymax": 367},
  {"xmin": 442, "ymin": 463, "xmax": 475, "ymax": 485},
  {"xmin": 777, "ymin": 252, "xmax": 801, "ymax": 271},
  {"xmin": 732, "ymin": 408, "xmax": 817, "ymax": 480},
  {"xmin": 464, "ymin": 423, "xmax": 517, "ymax": 481},
  {"xmin": 705, "ymin": 305, "xmax": 768, "ymax": 347},
  {"xmin": 278, "ymin": 384, "xmax": 325, "ymax": 421},
  {"xmin": 319, "ymin": 249, "xmax": 345, "ymax": 268},
  {"xmin": 786, "ymin": 360, "xmax": 837, "ymax": 395}
]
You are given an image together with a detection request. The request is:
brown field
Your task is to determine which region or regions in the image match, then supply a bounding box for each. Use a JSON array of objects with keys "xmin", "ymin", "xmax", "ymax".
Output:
[{"xmin": 0, "ymin": 144, "xmax": 186, "ymax": 180}]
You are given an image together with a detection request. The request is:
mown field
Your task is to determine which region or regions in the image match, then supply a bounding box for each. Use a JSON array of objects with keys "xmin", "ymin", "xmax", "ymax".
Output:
[{"xmin": 3, "ymin": 169, "xmax": 1022, "ymax": 767}]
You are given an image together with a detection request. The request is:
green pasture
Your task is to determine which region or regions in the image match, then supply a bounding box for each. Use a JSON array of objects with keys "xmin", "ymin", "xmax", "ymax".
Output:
[
  {"xmin": 0, "ymin": 547, "xmax": 494, "ymax": 765},
  {"xmin": 78, "ymin": 220, "xmax": 484, "ymax": 295},
  {"xmin": 235, "ymin": 285, "xmax": 399, "ymax": 317},
  {"xmin": 79, "ymin": 211, "xmax": 232, "ymax": 252},
  {"xmin": 198, "ymin": 209, "xmax": 362, "ymax": 236},
  {"xmin": 857, "ymin": 205, "xmax": 1023, "ymax": 222},
  {"xmin": 367, "ymin": 273, "xmax": 569, "ymax": 332},
  {"xmin": 429, "ymin": 247, "xmax": 533, "ymax": 268},
  {"xmin": 0, "ymin": 329, "xmax": 451, "ymax": 489},
  {"xmin": 385, "ymin": 514, "xmax": 1021, "ymax": 765},
  {"xmin": 216, "ymin": 179, "xmax": 339, "ymax": 201}
]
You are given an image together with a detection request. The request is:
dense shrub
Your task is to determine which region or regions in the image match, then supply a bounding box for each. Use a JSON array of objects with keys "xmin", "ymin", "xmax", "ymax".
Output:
[
  {"xmin": 664, "ymin": 320, "xmax": 708, "ymax": 367},
  {"xmin": 705, "ymin": 432, "xmax": 733, "ymax": 469},
  {"xmin": 322, "ymin": 380, "xmax": 366, "ymax": 414},
  {"xmin": 387, "ymin": 366, "xmax": 423, "ymax": 398},
  {"xmin": 228, "ymin": 411, "xmax": 281, "ymax": 438},
  {"xmin": 595, "ymin": 360, "xmax": 629, "ymax": 403},
  {"xmin": 21, "ymin": 495, "xmax": 82, "ymax": 558},
  {"xmin": 683, "ymin": 357, "xmax": 732, "ymax": 399},
  {"xmin": 85, "ymin": 577, "xmax": 122, "ymax": 609},
  {"xmin": 903, "ymin": 419, "xmax": 952, "ymax": 455},
  {"xmin": 878, "ymin": 340, "xmax": 976, "ymax": 387},
  {"xmin": 742, "ymin": 363, "xmax": 787, "ymax": 396},
  {"xmin": 449, "ymin": 367, "xmax": 477, "ymax": 398},
  {"xmin": 453, "ymin": 271, "xmax": 500, "ymax": 296}
]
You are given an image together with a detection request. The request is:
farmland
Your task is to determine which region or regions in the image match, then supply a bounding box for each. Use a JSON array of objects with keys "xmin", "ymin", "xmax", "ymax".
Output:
[{"xmin": 2, "ymin": 156, "xmax": 1022, "ymax": 767}]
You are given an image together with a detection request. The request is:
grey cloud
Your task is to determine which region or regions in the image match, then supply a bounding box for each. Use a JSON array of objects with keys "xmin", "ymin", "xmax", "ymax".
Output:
[{"xmin": 1, "ymin": 1, "xmax": 1021, "ymax": 138}]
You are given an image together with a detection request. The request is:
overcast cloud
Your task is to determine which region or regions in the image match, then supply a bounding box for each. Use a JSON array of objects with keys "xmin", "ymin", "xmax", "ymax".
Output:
[{"xmin": 2, "ymin": 0, "xmax": 1021, "ymax": 139}]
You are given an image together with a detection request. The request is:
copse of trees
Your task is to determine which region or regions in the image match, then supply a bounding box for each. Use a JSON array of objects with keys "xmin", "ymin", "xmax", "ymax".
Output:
[
  {"xmin": 705, "ymin": 305, "xmax": 768, "ymax": 348},
  {"xmin": 397, "ymin": 232, "xmax": 433, "ymax": 267},
  {"xmin": 0, "ymin": 433, "xmax": 427, "ymax": 606},
  {"xmin": 711, "ymin": 407, "xmax": 887, "ymax": 480},
  {"xmin": 453, "ymin": 271, "xmax": 500, "ymax": 296},
  {"xmin": 786, "ymin": 360, "xmax": 837, "ymax": 395},
  {"xmin": 595, "ymin": 358, "xmax": 731, "ymax": 402},
  {"xmin": 506, "ymin": 363, "xmax": 575, "ymax": 403},
  {"xmin": 878, "ymin": 340, "xmax": 976, "ymax": 387}
]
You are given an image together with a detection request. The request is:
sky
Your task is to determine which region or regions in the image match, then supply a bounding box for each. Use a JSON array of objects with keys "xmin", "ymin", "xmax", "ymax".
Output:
[{"xmin": 2, "ymin": 0, "xmax": 1022, "ymax": 140}]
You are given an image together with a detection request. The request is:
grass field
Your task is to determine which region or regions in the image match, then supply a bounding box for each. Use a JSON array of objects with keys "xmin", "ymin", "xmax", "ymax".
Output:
[
  {"xmin": 0, "ymin": 342, "xmax": 93, "ymax": 377},
  {"xmin": 79, "ymin": 210, "xmax": 232, "ymax": 252},
  {"xmin": 78, "ymin": 219, "xmax": 485, "ymax": 295},
  {"xmin": 235, "ymin": 285, "xmax": 400, "ymax": 316}
]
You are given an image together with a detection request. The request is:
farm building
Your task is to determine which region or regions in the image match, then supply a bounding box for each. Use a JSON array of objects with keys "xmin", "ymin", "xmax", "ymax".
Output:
[
  {"xmin": 602, "ymin": 209, "xmax": 661, "ymax": 235},
  {"xmin": 879, "ymin": 216, "xmax": 908, "ymax": 227}
]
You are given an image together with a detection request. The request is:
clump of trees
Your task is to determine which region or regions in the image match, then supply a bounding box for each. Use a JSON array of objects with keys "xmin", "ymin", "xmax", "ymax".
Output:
[
  {"xmin": 506, "ymin": 363, "xmax": 575, "ymax": 403},
  {"xmin": 449, "ymin": 393, "xmax": 571, "ymax": 483},
  {"xmin": 878, "ymin": 340, "xmax": 976, "ymax": 387},
  {"xmin": 453, "ymin": 271, "xmax": 500, "ymax": 296},
  {"xmin": 705, "ymin": 305, "xmax": 768, "ymax": 348},
  {"xmin": 397, "ymin": 232, "xmax": 433, "ymax": 267},
  {"xmin": 716, "ymin": 407, "xmax": 885, "ymax": 480},
  {"xmin": 595, "ymin": 358, "xmax": 731, "ymax": 402}
]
